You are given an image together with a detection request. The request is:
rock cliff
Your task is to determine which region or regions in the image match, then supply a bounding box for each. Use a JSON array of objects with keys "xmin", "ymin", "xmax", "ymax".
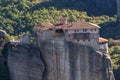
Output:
[
  {"xmin": 4, "ymin": 38, "xmax": 115, "ymax": 80},
  {"xmin": 39, "ymin": 37, "xmax": 115, "ymax": 80},
  {"xmin": 6, "ymin": 43, "xmax": 45, "ymax": 80}
]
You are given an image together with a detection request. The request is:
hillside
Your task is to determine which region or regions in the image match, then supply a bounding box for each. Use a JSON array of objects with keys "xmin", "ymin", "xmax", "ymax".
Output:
[
  {"xmin": 0, "ymin": 0, "xmax": 120, "ymax": 80},
  {"xmin": 0, "ymin": 0, "xmax": 117, "ymax": 36}
]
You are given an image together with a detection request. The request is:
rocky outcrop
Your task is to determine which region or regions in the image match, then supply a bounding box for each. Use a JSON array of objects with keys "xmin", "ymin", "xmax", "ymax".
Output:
[
  {"xmin": 5, "ymin": 38, "xmax": 115, "ymax": 80},
  {"xmin": 0, "ymin": 30, "xmax": 8, "ymax": 50},
  {"xmin": 7, "ymin": 44, "xmax": 45, "ymax": 80},
  {"xmin": 39, "ymin": 37, "xmax": 115, "ymax": 80},
  {"xmin": 0, "ymin": 30, "xmax": 9, "ymax": 63}
]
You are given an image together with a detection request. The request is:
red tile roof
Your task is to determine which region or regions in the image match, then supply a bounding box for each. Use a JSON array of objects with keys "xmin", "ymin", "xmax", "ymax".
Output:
[
  {"xmin": 34, "ymin": 22, "xmax": 100, "ymax": 31},
  {"xmin": 41, "ymin": 22, "xmax": 53, "ymax": 28},
  {"xmin": 34, "ymin": 22, "xmax": 53, "ymax": 30},
  {"xmin": 63, "ymin": 22, "xmax": 100, "ymax": 30},
  {"xmin": 53, "ymin": 23, "xmax": 70, "ymax": 29},
  {"xmin": 99, "ymin": 37, "xmax": 108, "ymax": 43}
]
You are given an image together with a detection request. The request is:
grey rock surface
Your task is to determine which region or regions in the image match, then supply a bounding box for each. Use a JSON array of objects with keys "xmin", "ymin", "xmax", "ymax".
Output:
[
  {"xmin": 6, "ymin": 37, "xmax": 115, "ymax": 80},
  {"xmin": 40, "ymin": 37, "xmax": 115, "ymax": 80},
  {"xmin": 20, "ymin": 34, "xmax": 30, "ymax": 44},
  {"xmin": 7, "ymin": 44, "xmax": 45, "ymax": 80}
]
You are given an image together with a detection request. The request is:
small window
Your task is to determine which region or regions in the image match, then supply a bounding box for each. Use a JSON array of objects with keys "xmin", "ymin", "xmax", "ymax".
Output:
[
  {"xmin": 68, "ymin": 35, "xmax": 70, "ymax": 37},
  {"xmin": 56, "ymin": 29, "xmax": 64, "ymax": 33},
  {"xmin": 83, "ymin": 29, "xmax": 87, "ymax": 32},
  {"xmin": 91, "ymin": 29, "xmax": 93, "ymax": 31},
  {"xmin": 65, "ymin": 30, "xmax": 68, "ymax": 32},
  {"xmin": 77, "ymin": 39, "xmax": 79, "ymax": 42},
  {"xmin": 94, "ymin": 29, "xmax": 96, "ymax": 31},
  {"xmin": 83, "ymin": 39, "xmax": 85, "ymax": 42},
  {"xmin": 88, "ymin": 39, "xmax": 90, "ymax": 42}
]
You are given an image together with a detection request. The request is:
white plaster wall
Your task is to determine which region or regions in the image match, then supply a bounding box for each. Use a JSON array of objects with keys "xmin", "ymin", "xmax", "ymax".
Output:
[
  {"xmin": 99, "ymin": 43, "xmax": 108, "ymax": 53},
  {"xmin": 66, "ymin": 29, "xmax": 99, "ymax": 34},
  {"xmin": 67, "ymin": 39, "xmax": 99, "ymax": 50}
]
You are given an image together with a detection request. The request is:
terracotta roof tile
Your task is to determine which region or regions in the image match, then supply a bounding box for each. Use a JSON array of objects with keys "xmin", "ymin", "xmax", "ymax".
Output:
[
  {"xmin": 34, "ymin": 22, "xmax": 53, "ymax": 30},
  {"xmin": 41, "ymin": 22, "xmax": 53, "ymax": 28},
  {"xmin": 99, "ymin": 37, "xmax": 108, "ymax": 43},
  {"xmin": 34, "ymin": 22, "xmax": 100, "ymax": 31},
  {"xmin": 64, "ymin": 22, "xmax": 100, "ymax": 30}
]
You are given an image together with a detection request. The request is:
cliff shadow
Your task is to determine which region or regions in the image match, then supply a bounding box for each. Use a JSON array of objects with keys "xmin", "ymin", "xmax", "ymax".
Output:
[
  {"xmin": 0, "ymin": 42, "xmax": 11, "ymax": 80},
  {"xmin": 30, "ymin": 0, "xmax": 116, "ymax": 16}
]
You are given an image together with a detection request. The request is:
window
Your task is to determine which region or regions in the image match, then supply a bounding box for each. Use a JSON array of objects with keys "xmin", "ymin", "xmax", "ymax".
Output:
[
  {"xmin": 83, "ymin": 39, "xmax": 85, "ymax": 42},
  {"xmin": 83, "ymin": 29, "xmax": 87, "ymax": 32},
  {"xmin": 68, "ymin": 35, "xmax": 70, "ymax": 37},
  {"xmin": 75, "ymin": 30, "xmax": 77, "ymax": 32},
  {"xmin": 94, "ymin": 29, "xmax": 96, "ymax": 31},
  {"xmin": 56, "ymin": 29, "xmax": 64, "ymax": 33},
  {"xmin": 88, "ymin": 39, "xmax": 90, "ymax": 42},
  {"xmin": 65, "ymin": 30, "xmax": 68, "ymax": 32},
  {"xmin": 91, "ymin": 29, "xmax": 93, "ymax": 31}
]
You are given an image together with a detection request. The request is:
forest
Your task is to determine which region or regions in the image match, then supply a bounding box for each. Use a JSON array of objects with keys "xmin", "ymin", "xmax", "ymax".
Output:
[{"xmin": 0, "ymin": 0, "xmax": 120, "ymax": 80}]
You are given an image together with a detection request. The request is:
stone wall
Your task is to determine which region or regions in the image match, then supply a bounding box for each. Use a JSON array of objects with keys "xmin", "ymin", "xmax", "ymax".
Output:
[{"xmin": 65, "ymin": 33, "xmax": 99, "ymax": 50}]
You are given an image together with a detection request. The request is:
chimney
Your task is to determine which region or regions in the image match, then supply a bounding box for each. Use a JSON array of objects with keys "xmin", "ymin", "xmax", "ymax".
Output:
[{"xmin": 60, "ymin": 18, "xmax": 67, "ymax": 24}]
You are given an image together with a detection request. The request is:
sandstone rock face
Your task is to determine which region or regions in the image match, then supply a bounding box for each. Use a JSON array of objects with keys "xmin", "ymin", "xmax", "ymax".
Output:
[
  {"xmin": 40, "ymin": 37, "xmax": 115, "ymax": 80},
  {"xmin": 7, "ymin": 44, "xmax": 45, "ymax": 80}
]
